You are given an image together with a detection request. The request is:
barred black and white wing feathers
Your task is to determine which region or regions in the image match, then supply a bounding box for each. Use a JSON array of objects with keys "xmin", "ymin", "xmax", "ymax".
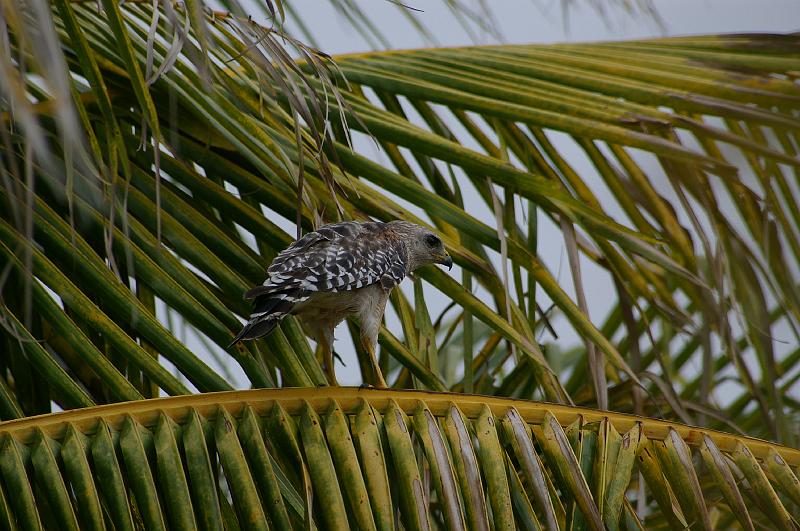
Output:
[{"xmin": 229, "ymin": 221, "xmax": 408, "ymax": 346}]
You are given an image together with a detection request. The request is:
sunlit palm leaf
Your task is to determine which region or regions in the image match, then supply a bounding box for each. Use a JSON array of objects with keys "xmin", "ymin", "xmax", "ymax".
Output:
[
  {"xmin": 0, "ymin": 0, "xmax": 798, "ymax": 453},
  {"xmin": 0, "ymin": 389, "xmax": 797, "ymax": 529}
]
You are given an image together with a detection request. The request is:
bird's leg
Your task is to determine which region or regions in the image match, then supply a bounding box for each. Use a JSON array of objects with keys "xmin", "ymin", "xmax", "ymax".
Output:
[
  {"xmin": 361, "ymin": 336, "xmax": 388, "ymax": 388},
  {"xmin": 320, "ymin": 338, "xmax": 339, "ymax": 386}
]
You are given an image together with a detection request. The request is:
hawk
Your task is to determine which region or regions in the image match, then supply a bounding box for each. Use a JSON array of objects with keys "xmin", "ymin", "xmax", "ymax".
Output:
[{"xmin": 230, "ymin": 220, "xmax": 452, "ymax": 387}]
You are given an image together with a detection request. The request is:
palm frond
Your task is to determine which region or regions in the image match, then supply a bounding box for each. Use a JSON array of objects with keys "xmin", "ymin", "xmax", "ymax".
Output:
[
  {"xmin": 0, "ymin": 0, "xmax": 798, "ymax": 451},
  {"xmin": 0, "ymin": 389, "xmax": 797, "ymax": 529}
]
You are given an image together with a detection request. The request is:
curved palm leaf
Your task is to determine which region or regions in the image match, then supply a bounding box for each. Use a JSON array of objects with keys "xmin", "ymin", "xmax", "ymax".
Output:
[
  {"xmin": 0, "ymin": 0, "xmax": 798, "ymax": 451},
  {"xmin": 0, "ymin": 389, "xmax": 798, "ymax": 529}
]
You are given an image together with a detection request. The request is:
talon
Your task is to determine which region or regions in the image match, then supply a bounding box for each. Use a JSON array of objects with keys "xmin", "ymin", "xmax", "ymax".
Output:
[
  {"xmin": 361, "ymin": 338, "xmax": 388, "ymax": 388},
  {"xmin": 325, "ymin": 360, "xmax": 339, "ymax": 387}
]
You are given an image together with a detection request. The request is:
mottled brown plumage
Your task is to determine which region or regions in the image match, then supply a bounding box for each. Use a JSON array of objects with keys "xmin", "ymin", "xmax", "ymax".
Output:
[{"xmin": 230, "ymin": 220, "xmax": 452, "ymax": 386}]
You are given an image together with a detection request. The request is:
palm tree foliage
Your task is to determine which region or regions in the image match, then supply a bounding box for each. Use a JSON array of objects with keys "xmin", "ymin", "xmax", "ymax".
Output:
[
  {"xmin": 0, "ymin": 388, "xmax": 798, "ymax": 530},
  {"xmin": 1, "ymin": 0, "xmax": 799, "ymax": 527}
]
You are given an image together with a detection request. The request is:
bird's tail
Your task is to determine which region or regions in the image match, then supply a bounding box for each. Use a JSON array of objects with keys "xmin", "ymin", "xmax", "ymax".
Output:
[
  {"xmin": 228, "ymin": 316, "xmax": 279, "ymax": 348},
  {"xmin": 230, "ymin": 288, "xmax": 302, "ymax": 348}
]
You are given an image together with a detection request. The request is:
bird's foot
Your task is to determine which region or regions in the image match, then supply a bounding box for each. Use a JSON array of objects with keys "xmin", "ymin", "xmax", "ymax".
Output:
[
  {"xmin": 324, "ymin": 365, "xmax": 339, "ymax": 387},
  {"xmin": 371, "ymin": 372, "xmax": 388, "ymax": 389}
]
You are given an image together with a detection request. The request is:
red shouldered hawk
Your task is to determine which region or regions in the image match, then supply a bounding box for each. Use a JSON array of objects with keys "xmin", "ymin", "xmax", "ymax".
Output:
[{"xmin": 230, "ymin": 221, "xmax": 452, "ymax": 387}]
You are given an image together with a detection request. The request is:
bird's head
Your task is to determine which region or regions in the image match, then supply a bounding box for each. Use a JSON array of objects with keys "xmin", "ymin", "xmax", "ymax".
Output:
[{"xmin": 389, "ymin": 221, "xmax": 453, "ymax": 272}]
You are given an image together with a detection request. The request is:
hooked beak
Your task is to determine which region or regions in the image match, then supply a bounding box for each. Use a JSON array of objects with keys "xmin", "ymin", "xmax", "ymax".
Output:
[{"xmin": 437, "ymin": 251, "xmax": 453, "ymax": 270}]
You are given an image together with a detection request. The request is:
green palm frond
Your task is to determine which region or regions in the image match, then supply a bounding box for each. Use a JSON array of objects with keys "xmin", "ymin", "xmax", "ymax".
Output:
[
  {"xmin": 1, "ymin": 0, "xmax": 798, "ymax": 449},
  {"xmin": 0, "ymin": 389, "xmax": 798, "ymax": 529},
  {"xmin": 2, "ymin": 1, "xmax": 800, "ymax": 528}
]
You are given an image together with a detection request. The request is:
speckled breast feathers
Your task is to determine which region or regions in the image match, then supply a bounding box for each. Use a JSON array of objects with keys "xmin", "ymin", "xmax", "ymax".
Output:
[{"xmin": 229, "ymin": 221, "xmax": 408, "ymax": 345}]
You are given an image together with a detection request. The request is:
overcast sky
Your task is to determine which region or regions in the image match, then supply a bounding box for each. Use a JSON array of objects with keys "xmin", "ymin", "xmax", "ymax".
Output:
[{"xmin": 288, "ymin": 0, "xmax": 799, "ymax": 53}]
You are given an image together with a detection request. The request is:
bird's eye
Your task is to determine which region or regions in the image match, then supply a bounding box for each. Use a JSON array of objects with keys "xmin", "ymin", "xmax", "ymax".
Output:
[{"xmin": 424, "ymin": 234, "xmax": 440, "ymax": 247}]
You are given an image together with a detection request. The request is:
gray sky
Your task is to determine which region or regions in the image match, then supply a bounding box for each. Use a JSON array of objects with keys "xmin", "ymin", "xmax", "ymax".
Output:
[
  {"xmin": 289, "ymin": 0, "xmax": 799, "ymax": 53},
  {"xmin": 192, "ymin": 0, "xmax": 800, "ymax": 390}
]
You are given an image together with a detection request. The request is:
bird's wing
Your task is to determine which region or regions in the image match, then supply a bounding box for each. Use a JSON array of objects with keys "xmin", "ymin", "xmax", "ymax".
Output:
[
  {"xmin": 230, "ymin": 221, "xmax": 407, "ymax": 345},
  {"xmin": 254, "ymin": 221, "xmax": 407, "ymax": 295}
]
